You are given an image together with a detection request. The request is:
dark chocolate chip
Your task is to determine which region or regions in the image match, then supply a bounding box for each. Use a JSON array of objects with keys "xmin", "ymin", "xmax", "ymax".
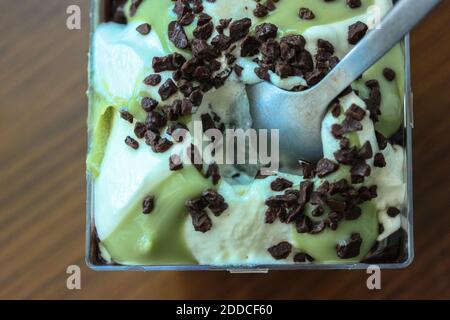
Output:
[
  {"xmin": 348, "ymin": 21, "xmax": 368, "ymax": 45},
  {"xmin": 142, "ymin": 195, "xmax": 155, "ymax": 214},
  {"xmin": 154, "ymin": 138, "xmax": 173, "ymax": 153},
  {"xmin": 270, "ymin": 177, "xmax": 294, "ymax": 192},
  {"xmin": 141, "ymin": 97, "xmax": 159, "ymax": 112},
  {"xmin": 211, "ymin": 34, "xmax": 232, "ymax": 51},
  {"xmin": 229, "ymin": 18, "xmax": 252, "ymax": 41},
  {"xmin": 334, "ymin": 146, "xmax": 357, "ymax": 165},
  {"xmin": 336, "ymin": 233, "xmax": 362, "ymax": 259},
  {"xmin": 193, "ymin": 21, "xmax": 214, "ymax": 40},
  {"xmin": 345, "ymin": 104, "xmax": 366, "ymax": 121},
  {"xmin": 144, "ymin": 74, "xmax": 162, "ymax": 86},
  {"xmin": 253, "ymin": 3, "xmax": 269, "ymax": 18},
  {"xmin": 374, "ymin": 153, "xmax": 387, "ymax": 168},
  {"xmin": 350, "ymin": 161, "xmax": 371, "ymax": 177},
  {"xmin": 120, "ymin": 110, "xmax": 133, "ymax": 123},
  {"xmin": 254, "ymin": 67, "xmax": 270, "ymax": 81},
  {"xmin": 316, "ymin": 158, "xmax": 339, "ymax": 178},
  {"xmin": 202, "ymin": 189, "xmax": 228, "ymax": 216},
  {"xmin": 125, "ymin": 136, "xmax": 139, "ymax": 150},
  {"xmin": 136, "ymin": 23, "xmax": 151, "ymax": 35},
  {"xmin": 255, "ymin": 23, "xmax": 278, "ymax": 42},
  {"xmin": 168, "ymin": 21, "xmax": 189, "ymax": 49},
  {"xmin": 129, "ymin": 0, "xmax": 143, "ymax": 17},
  {"xmin": 387, "ymin": 207, "xmax": 401, "ymax": 218},
  {"xmin": 145, "ymin": 110, "xmax": 167, "ymax": 131},
  {"xmin": 233, "ymin": 64, "xmax": 244, "ymax": 77},
  {"xmin": 189, "ymin": 210, "xmax": 212, "ymax": 233},
  {"xmin": 241, "ymin": 36, "xmax": 261, "ymax": 57},
  {"xmin": 375, "ymin": 131, "xmax": 388, "ymax": 150},
  {"xmin": 293, "ymin": 252, "xmax": 314, "ymax": 263},
  {"xmin": 169, "ymin": 154, "xmax": 183, "ymax": 171},
  {"xmin": 358, "ymin": 141, "xmax": 373, "ymax": 160},
  {"xmin": 158, "ymin": 79, "xmax": 178, "ymax": 100},
  {"xmin": 134, "ymin": 122, "xmax": 147, "ymax": 139},
  {"xmin": 299, "ymin": 7, "xmax": 315, "ymax": 20},
  {"xmin": 205, "ymin": 163, "xmax": 221, "ymax": 185},
  {"xmin": 347, "ymin": 0, "xmax": 362, "ymax": 9},
  {"xmin": 268, "ymin": 241, "xmax": 292, "ymax": 260},
  {"xmin": 383, "ymin": 68, "xmax": 396, "ymax": 81}
]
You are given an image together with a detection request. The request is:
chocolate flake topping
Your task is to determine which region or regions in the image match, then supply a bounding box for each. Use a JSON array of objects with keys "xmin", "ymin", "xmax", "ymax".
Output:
[
  {"xmin": 374, "ymin": 153, "xmax": 387, "ymax": 168},
  {"xmin": 205, "ymin": 163, "xmax": 221, "ymax": 185},
  {"xmin": 111, "ymin": 1, "xmax": 127, "ymax": 24},
  {"xmin": 129, "ymin": 0, "xmax": 143, "ymax": 17},
  {"xmin": 144, "ymin": 74, "xmax": 162, "ymax": 86},
  {"xmin": 330, "ymin": 101, "xmax": 341, "ymax": 118},
  {"xmin": 348, "ymin": 21, "xmax": 368, "ymax": 45},
  {"xmin": 336, "ymin": 233, "xmax": 362, "ymax": 259},
  {"xmin": 265, "ymin": 207, "xmax": 284, "ymax": 224},
  {"xmin": 158, "ymin": 78, "xmax": 178, "ymax": 100},
  {"xmin": 294, "ymin": 252, "xmax": 314, "ymax": 263},
  {"xmin": 254, "ymin": 3, "xmax": 269, "ymax": 18},
  {"xmin": 136, "ymin": 23, "xmax": 151, "ymax": 35},
  {"xmin": 233, "ymin": 64, "xmax": 244, "ymax": 77},
  {"xmin": 268, "ymin": 241, "xmax": 292, "ymax": 260},
  {"xmin": 125, "ymin": 136, "xmax": 139, "ymax": 149},
  {"xmin": 299, "ymin": 7, "xmax": 315, "ymax": 20},
  {"xmin": 134, "ymin": 122, "xmax": 147, "ymax": 139},
  {"xmin": 270, "ymin": 177, "xmax": 294, "ymax": 192},
  {"xmin": 241, "ymin": 36, "xmax": 261, "ymax": 57},
  {"xmin": 387, "ymin": 207, "xmax": 401, "ymax": 218},
  {"xmin": 185, "ymin": 196, "xmax": 212, "ymax": 233},
  {"xmin": 169, "ymin": 154, "xmax": 183, "ymax": 171},
  {"xmin": 254, "ymin": 67, "xmax": 270, "ymax": 81},
  {"xmin": 120, "ymin": 110, "xmax": 133, "ymax": 123},
  {"xmin": 375, "ymin": 131, "xmax": 388, "ymax": 150},
  {"xmin": 142, "ymin": 195, "xmax": 155, "ymax": 214},
  {"xmin": 202, "ymin": 189, "xmax": 228, "ymax": 216},
  {"xmin": 358, "ymin": 141, "xmax": 373, "ymax": 160},
  {"xmin": 383, "ymin": 67, "xmax": 396, "ymax": 81},
  {"xmin": 211, "ymin": 34, "xmax": 232, "ymax": 51},
  {"xmin": 316, "ymin": 158, "xmax": 339, "ymax": 178},
  {"xmin": 193, "ymin": 20, "xmax": 214, "ymax": 40},
  {"xmin": 185, "ymin": 188, "xmax": 230, "ymax": 232},
  {"xmin": 347, "ymin": 0, "xmax": 362, "ymax": 9},
  {"xmin": 141, "ymin": 97, "xmax": 159, "ymax": 112},
  {"xmin": 229, "ymin": 18, "xmax": 252, "ymax": 41},
  {"xmin": 168, "ymin": 21, "xmax": 190, "ymax": 49},
  {"xmin": 255, "ymin": 23, "xmax": 278, "ymax": 42},
  {"xmin": 190, "ymin": 210, "xmax": 212, "ymax": 233},
  {"xmin": 345, "ymin": 104, "xmax": 366, "ymax": 121}
]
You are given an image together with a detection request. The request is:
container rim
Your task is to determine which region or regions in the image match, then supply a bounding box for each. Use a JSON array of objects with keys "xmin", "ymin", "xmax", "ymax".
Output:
[{"xmin": 85, "ymin": 0, "xmax": 414, "ymax": 272}]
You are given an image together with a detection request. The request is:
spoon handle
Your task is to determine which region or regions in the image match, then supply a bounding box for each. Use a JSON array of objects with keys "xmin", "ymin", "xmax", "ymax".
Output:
[{"xmin": 316, "ymin": 0, "xmax": 441, "ymax": 98}]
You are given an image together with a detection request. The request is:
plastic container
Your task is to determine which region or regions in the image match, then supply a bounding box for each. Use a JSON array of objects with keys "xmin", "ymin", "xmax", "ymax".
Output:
[{"xmin": 85, "ymin": 0, "xmax": 414, "ymax": 272}]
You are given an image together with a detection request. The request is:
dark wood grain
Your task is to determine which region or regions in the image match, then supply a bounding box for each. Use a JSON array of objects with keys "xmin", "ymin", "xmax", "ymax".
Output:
[{"xmin": 0, "ymin": 0, "xmax": 449, "ymax": 300}]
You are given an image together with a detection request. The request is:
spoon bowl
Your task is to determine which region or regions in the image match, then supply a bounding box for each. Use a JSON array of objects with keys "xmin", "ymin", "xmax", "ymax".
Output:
[{"xmin": 246, "ymin": 0, "xmax": 440, "ymax": 174}]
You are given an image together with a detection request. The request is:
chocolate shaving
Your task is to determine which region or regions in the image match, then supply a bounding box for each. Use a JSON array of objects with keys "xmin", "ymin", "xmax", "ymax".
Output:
[
  {"xmin": 125, "ymin": 136, "xmax": 139, "ymax": 150},
  {"xmin": 337, "ymin": 233, "xmax": 362, "ymax": 259},
  {"xmin": 316, "ymin": 158, "xmax": 339, "ymax": 178},
  {"xmin": 299, "ymin": 7, "xmax": 315, "ymax": 20},
  {"xmin": 271, "ymin": 177, "xmax": 294, "ymax": 192},
  {"xmin": 142, "ymin": 195, "xmax": 155, "ymax": 214},
  {"xmin": 268, "ymin": 241, "xmax": 292, "ymax": 260},
  {"xmin": 348, "ymin": 21, "xmax": 368, "ymax": 45}
]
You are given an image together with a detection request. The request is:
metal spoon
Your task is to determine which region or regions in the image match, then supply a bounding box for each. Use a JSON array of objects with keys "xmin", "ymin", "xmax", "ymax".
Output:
[{"xmin": 247, "ymin": 0, "xmax": 440, "ymax": 173}]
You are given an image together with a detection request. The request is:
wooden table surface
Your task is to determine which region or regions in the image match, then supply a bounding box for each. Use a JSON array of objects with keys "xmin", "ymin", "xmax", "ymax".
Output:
[{"xmin": 0, "ymin": 0, "xmax": 449, "ymax": 300}]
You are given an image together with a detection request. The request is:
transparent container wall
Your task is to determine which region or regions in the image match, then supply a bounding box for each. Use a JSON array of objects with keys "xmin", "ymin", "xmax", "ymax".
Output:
[{"xmin": 86, "ymin": 0, "xmax": 414, "ymax": 271}]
